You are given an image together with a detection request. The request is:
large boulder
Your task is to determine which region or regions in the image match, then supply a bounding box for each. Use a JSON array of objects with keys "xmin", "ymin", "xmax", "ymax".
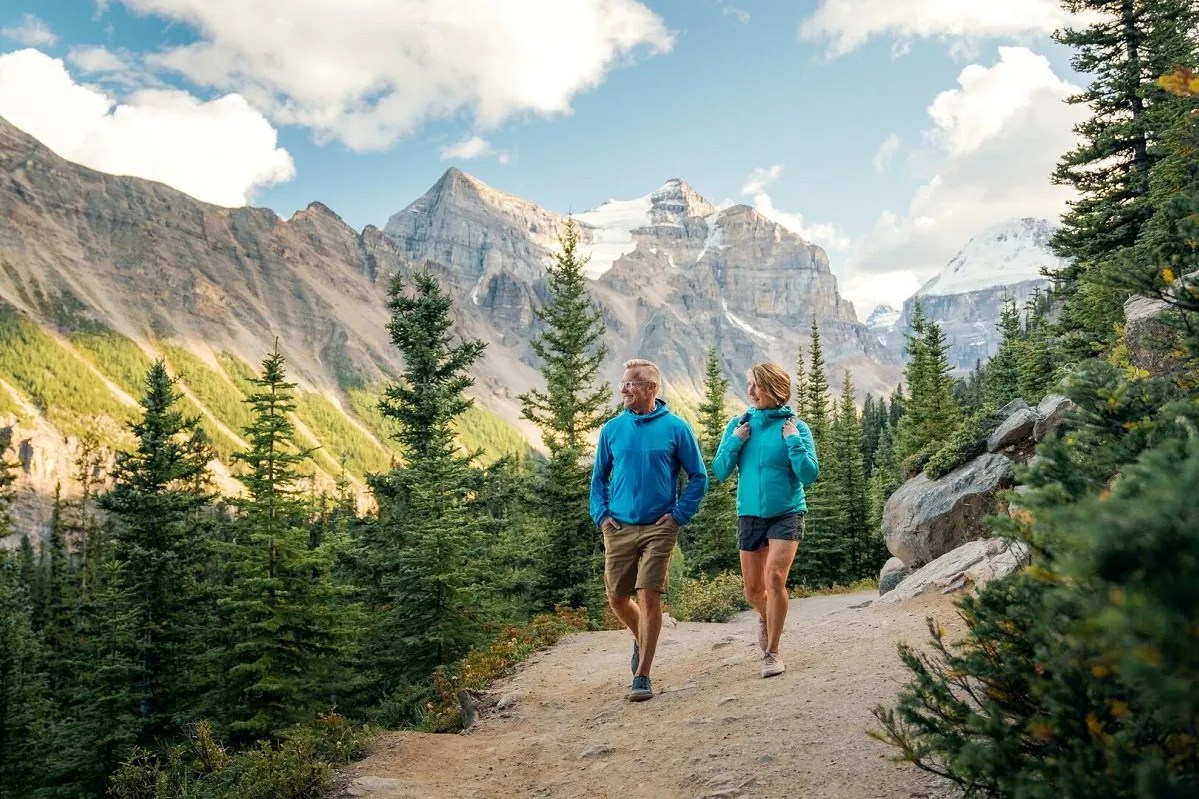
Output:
[
  {"xmin": 1122, "ymin": 278, "xmax": 1196, "ymax": 379},
  {"xmin": 1033, "ymin": 394, "xmax": 1074, "ymax": 441},
  {"xmin": 883, "ymin": 453, "xmax": 1016, "ymax": 567},
  {"xmin": 987, "ymin": 404, "xmax": 1038, "ymax": 452},
  {"xmin": 878, "ymin": 557, "xmax": 909, "ymax": 596},
  {"xmin": 875, "ymin": 538, "xmax": 1030, "ymax": 604}
]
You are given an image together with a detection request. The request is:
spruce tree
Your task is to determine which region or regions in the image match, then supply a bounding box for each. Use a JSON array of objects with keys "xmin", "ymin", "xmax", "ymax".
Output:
[
  {"xmin": 1049, "ymin": 0, "xmax": 1199, "ymax": 355},
  {"xmin": 215, "ymin": 346, "xmax": 359, "ymax": 741},
  {"xmin": 793, "ymin": 321, "xmax": 841, "ymax": 587},
  {"xmin": 983, "ymin": 299, "xmax": 1023, "ymax": 407},
  {"xmin": 0, "ymin": 557, "xmax": 51, "ymax": 799},
  {"xmin": 98, "ymin": 359, "xmax": 215, "ymax": 742},
  {"xmin": 833, "ymin": 373, "xmax": 873, "ymax": 581},
  {"xmin": 518, "ymin": 220, "xmax": 611, "ymax": 608},
  {"xmin": 686, "ymin": 347, "xmax": 738, "ymax": 576},
  {"xmin": 366, "ymin": 270, "xmax": 490, "ymax": 690},
  {"xmin": 896, "ymin": 304, "xmax": 958, "ymax": 470}
]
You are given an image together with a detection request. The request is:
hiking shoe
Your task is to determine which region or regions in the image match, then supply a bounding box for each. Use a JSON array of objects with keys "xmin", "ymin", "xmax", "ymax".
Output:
[
  {"xmin": 761, "ymin": 652, "xmax": 785, "ymax": 678},
  {"xmin": 631, "ymin": 639, "xmax": 640, "ymax": 676},
  {"xmin": 757, "ymin": 616, "xmax": 769, "ymax": 653},
  {"xmin": 628, "ymin": 674, "xmax": 653, "ymax": 702}
]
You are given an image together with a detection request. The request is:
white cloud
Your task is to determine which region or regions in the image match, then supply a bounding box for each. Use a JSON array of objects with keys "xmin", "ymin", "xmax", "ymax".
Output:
[
  {"xmin": 720, "ymin": 3, "xmax": 750, "ymax": 25},
  {"xmin": 0, "ymin": 48, "xmax": 295, "ymax": 207},
  {"xmin": 873, "ymin": 133, "xmax": 900, "ymax": 174},
  {"xmin": 799, "ymin": 0, "xmax": 1093, "ymax": 58},
  {"xmin": 117, "ymin": 0, "xmax": 673, "ymax": 151},
  {"xmin": 741, "ymin": 164, "xmax": 782, "ymax": 195},
  {"xmin": 1, "ymin": 13, "xmax": 58, "ymax": 47},
  {"xmin": 843, "ymin": 47, "xmax": 1085, "ymax": 300},
  {"xmin": 740, "ymin": 166, "xmax": 849, "ymax": 251},
  {"xmin": 67, "ymin": 45, "xmax": 129, "ymax": 74},
  {"xmin": 441, "ymin": 136, "xmax": 490, "ymax": 160}
]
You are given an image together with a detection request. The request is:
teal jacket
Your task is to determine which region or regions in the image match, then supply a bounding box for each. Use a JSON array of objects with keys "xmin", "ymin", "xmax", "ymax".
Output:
[
  {"xmin": 712, "ymin": 405, "xmax": 819, "ymax": 517},
  {"xmin": 590, "ymin": 399, "xmax": 708, "ymax": 527}
]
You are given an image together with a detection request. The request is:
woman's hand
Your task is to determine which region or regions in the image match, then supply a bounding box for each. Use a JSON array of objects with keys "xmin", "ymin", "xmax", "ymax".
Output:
[
  {"xmin": 734, "ymin": 421, "xmax": 751, "ymax": 441},
  {"xmin": 782, "ymin": 419, "xmax": 799, "ymax": 438}
]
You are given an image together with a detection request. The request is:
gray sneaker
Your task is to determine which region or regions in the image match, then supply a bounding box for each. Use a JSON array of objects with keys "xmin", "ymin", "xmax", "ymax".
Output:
[
  {"xmin": 757, "ymin": 616, "xmax": 769, "ymax": 653},
  {"xmin": 628, "ymin": 674, "xmax": 653, "ymax": 701},
  {"xmin": 761, "ymin": 651, "xmax": 785, "ymax": 678}
]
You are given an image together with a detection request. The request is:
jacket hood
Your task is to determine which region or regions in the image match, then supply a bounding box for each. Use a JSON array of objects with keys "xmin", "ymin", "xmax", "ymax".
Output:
[
  {"xmin": 741, "ymin": 405, "xmax": 796, "ymax": 424},
  {"xmin": 628, "ymin": 397, "xmax": 670, "ymax": 423}
]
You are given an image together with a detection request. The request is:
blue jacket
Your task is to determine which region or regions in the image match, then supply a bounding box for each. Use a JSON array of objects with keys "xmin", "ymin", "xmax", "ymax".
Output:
[
  {"xmin": 712, "ymin": 405, "xmax": 819, "ymax": 517},
  {"xmin": 590, "ymin": 399, "xmax": 708, "ymax": 527}
]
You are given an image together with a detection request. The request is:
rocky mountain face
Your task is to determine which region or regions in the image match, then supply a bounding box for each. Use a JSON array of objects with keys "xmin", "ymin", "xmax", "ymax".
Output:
[
  {"xmin": 892, "ymin": 218, "xmax": 1061, "ymax": 370},
  {"xmin": 386, "ymin": 172, "xmax": 901, "ymax": 400},
  {"xmin": 0, "ymin": 114, "xmax": 900, "ymax": 543}
]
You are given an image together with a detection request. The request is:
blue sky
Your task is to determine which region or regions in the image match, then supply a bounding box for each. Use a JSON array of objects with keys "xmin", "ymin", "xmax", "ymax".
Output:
[{"xmin": 0, "ymin": 0, "xmax": 1093, "ymax": 315}]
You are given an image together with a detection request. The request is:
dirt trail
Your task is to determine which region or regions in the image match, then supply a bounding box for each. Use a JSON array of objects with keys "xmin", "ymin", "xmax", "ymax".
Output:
[{"xmin": 343, "ymin": 591, "xmax": 965, "ymax": 799}]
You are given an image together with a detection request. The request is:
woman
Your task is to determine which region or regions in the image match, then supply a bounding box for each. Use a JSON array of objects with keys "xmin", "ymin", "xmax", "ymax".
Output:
[{"xmin": 713, "ymin": 361, "xmax": 819, "ymax": 678}]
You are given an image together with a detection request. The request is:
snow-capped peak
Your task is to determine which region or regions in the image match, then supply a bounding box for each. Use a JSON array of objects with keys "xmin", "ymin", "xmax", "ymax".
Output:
[
  {"xmin": 865, "ymin": 304, "xmax": 901, "ymax": 330},
  {"xmin": 918, "ymin": 218, "xmax": 1065, "ymax": 298}
]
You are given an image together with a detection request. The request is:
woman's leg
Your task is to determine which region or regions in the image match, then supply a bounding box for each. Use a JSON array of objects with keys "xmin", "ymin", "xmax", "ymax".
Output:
[
  {"xmin": 763, "ymin": 539, "xmax": 800, "ymax": 654},
  {"xmin": 740, "ymin": 547, "xmax": 769, "ymax": 622}
]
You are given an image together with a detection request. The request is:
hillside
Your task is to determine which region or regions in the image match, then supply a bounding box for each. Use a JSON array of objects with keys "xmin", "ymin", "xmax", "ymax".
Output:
[{"xmin": 343, "ymin": 591, "xmax": 961, "ymax": 799}]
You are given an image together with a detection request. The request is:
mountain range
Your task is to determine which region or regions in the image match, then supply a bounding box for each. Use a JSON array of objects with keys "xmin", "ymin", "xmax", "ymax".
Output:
[{"xmin": 0, "ymin": 112, "xmax": 1063, "ymax": 536}]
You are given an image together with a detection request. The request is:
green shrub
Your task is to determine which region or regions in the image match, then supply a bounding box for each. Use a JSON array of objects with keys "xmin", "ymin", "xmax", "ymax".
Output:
[
  {"xmin": 108, "ymin": 715, "xmax": 371, "ymax": 799},
  {"xmin": 669, "ymin": 570, "xmax": 749, "ymax": 623},
  {"xmin": 923, "ymin": 409, "xmax": 992, "ymax": 479}
]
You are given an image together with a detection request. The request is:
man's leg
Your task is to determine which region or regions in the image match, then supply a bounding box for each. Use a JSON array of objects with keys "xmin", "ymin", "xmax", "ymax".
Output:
[
  {"xmin": 633, "ymin": 588, "xmax": 662, "ymax": 676},
  {"xmin": 608, "ymin": 593, "xmax": 642, "ymax": 645}
]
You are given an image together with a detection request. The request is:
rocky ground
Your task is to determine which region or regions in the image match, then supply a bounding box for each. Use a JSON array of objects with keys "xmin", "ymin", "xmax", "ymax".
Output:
[{"xmin": 341, "ymin": 590, "xmax": 966, "ymax": 799}]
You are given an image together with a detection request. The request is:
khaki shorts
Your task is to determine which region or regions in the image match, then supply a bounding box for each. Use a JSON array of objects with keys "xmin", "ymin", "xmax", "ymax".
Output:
[{"xmin": 602, "ymin": 518, "xmax": 679, "ymax": 597}]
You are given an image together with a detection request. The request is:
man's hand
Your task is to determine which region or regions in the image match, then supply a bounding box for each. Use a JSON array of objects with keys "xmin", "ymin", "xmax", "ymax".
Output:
[
  {"xmin": 657, "ymin": 513, "xmax": 677, "ymax": 526},
  {"xmin": 601, "ymin": 517, "xmax": 621, "ymax": 533},
  {"xmin": 782, "ymin": 419, "xmax": 799, "ymax": 438}
]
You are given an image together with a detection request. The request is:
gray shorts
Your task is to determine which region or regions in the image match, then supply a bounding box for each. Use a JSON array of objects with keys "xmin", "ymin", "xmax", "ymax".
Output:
[{"xmin": 737, "ymin": 512, "xmax": 805, "ymax": 552}]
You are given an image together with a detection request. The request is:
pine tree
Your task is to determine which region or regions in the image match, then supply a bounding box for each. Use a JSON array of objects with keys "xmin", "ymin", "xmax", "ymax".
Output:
[
  {"xmin": 98, "ymin": 359, "xmax": 215, "ymax": 742},
  {"xmin": 793, "ymin": 321, "xmax": 841, "ymax": 587},
  {"xmin": 39, "ymin": 485, "xmax": 79, "ymax": 698},
  {"xmin": 215, "ymin": 345, "xmax": 359, "ymax": 741},
  {"xmin": 366, "ymin": 270, "xmax": 491, "ymax": 690},
  {"xmin": 518, "ymin": 220, "xmax": 611, "ymax": 608},
  {"xmin": 896, "ymin": 303, "xmax": 958, "ymax": 470},
  {"xmin": 687, "ymin": 348, "xmax": 738, "ymax": 576},
  {"xmin": 0, "ymin": 557, "xmax": 52, "ymax": 799},
  {"xmin": 1017, "ymin": 292, "xmax": 1058, "ymax": 401},
  {"xmin": 983, "ymin": 299, "xmax": 1023, "ymax": 407},
  {"xmin": 1049, "ymin": 0, "xmax": 1199, "ymax": 355},
  {"xmin": 833, "ymin": 373, "xmax": 873, "ymax": 580}
]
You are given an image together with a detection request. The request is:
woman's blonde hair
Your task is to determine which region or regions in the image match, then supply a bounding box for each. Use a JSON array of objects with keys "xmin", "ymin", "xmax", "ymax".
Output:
[{"xmin": 749, "ymin": 361, "xmax": 791, "ymax": 407}]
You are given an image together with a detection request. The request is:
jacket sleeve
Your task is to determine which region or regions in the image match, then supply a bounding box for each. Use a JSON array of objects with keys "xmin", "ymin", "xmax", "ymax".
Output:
[
  {"xmin": 786, "ymin": 419, "xmax": 819, "ymax": 487},
  {"xmin": 589, "ymin": 428, "xmax": 613, "ymax": 527},
  {"xmin": 712, "ymin": 416, "xmax": 743, "ymax": 481},
  {"xmin": 672, "ymin": 423, "xmax": 709, "ymax": 525}
]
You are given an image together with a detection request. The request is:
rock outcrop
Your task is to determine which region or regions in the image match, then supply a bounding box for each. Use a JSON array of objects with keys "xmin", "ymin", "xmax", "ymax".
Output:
[{"xmin": 875, "ymin": 538, "xmax": 1030, "ymax": 604}]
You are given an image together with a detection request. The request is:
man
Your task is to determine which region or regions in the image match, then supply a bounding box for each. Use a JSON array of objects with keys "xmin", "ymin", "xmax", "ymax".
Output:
[{"xmin": 590, "ymin": 358, "xmax": 708, "ymax": 702}]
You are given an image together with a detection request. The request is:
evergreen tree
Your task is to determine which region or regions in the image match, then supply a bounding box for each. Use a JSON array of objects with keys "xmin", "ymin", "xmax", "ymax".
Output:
[
  {"xmin": 0, "ymin": 435, "xmax": 52, "ymax": 798},
  {"xmin": 793, "ymin": 321, "xmax": 841, "ymax": 586},
  {"xmin": 832, "ymin": 372, "xmax": 873, "ymax": 580},
  {"xmin": 686, "ymin": 348, "xmax": 738, "ymax": 576},
  {"xmin": 98, "ymin": 359, "xmax": 215, "ymax": 742},
  {"xmin": 1049, "ymin": 0, "xmax": 1199, "ymax": 355},
  {"xmin": 896, "ymin": 303, "xmax": 958, "ymax": 470},
  {"xmin": 215, "ymin": 346, "xmax": 359, "ymax": 741},
  {"xmin": 518, "ymin": 220, "xmax": 611, "ymax": 608},
  {"xmin": 867, "ymin": 424, "xmax": 901, "ymax": 550},
  {"xmin": 1017, "ymin": 291, "xmax": 1058, "ymax": 401},
  {"xmin": 0, "ymin": 557, "xmax": 51, "ymax": 799},
  {"xmin": 366, "ymin": 270, "xmax": 491, "ymax": 690},
  {"xmin": 983, "ymin": 299, "xmax": 1023, "ymax": 407}
]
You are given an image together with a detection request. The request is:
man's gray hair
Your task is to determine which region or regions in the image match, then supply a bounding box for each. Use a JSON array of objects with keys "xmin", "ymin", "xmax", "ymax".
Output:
[{"xmin": 623, "ymin": 358, "xmax": 661, "ymax": 389}]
